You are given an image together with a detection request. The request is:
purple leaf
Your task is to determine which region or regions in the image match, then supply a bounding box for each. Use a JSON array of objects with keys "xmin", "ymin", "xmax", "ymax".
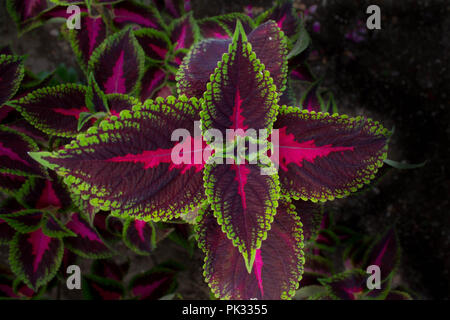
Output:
[
  {"xmin": 67, "ymin": 14, "xmax": 107, "ymax": 72},
  {"xmin": 293, "ymin": 199, "xmax": 322, "ymax": 242},
  {"xmin": 0, "ymin": 172, "xmax": 27, "ymax": 195},
  {"xmin": 0, "ymin": 54, "xmax": 25, "ymax": 107},
  {"xmin": 123, "ymin": 218, "xmax": 155, "ymax": 255},
  {"xmin": 257, "ymin": 1, "xmax": 301, "ymax": 42},
  {"xmin": 1, "ymin": 209, "xmax": 44, "ymax": 234},
  {"xmin": 15, "ymin": 84, "xmax": 90, "ymax": 137},
  {"xmin": 6, "ymin": 0, "xmax": 48, "ymax": 24},
  {"xmin": 177, "ymin": 20, "xmax": 287, "ymax": 99},
  {"xmin": 196, "ymin": 201, "xmax": 304, "ymax": 300},
  {"xmin": 0, "ymin": 126, "xmax": 42, "ymax": 177},
  {"xmin": 170, "ymin": 13, "xmax": 198, "ymax": 53},
  {"xmin": 139, "ymin": 66, "xmax": 167, "ymax": 102},
  {"xmin": 320, "ymin": 269, "xmax": 366, "ymax": 300},
  {"xmin": 9, "ymin": 228, "xmax": 64, "ymax": 290},
  {"xmin": 31, "ymin": 96, "xmax": 208, "ymax": 221},
  {"xmin": 134, "ymin": 28, "xmax": 171, "ymax": 63},
  {"xmin": 129, "ymin": 266, "xmax": 178, "ymax": 300},
  {"xmin": 88, "ymin": 29, "xmax": 145, "ymax": 95},
  {"xmin": 42, "ymin": 212, "xmax": 75, "ymax": 238},
  {"xmin": 64, "ymin": 212, "xmax": 114, "ymax": 259},
  {"xmin": 82, "ymin": 274, "xmax": 124, "ymax": 300},
  {"xmin": 112, "ymin": 0, "xmax": 163, "ymax": 30},
  {"xmin": 200, "ymin": 21, "xmax": 280, "ymax": 136},
  {"xmin": 17, "ymin": 172, "xmax": 72, "ymax": 211},
  {"xmin": 363, "ymin": 228, "xmax": 399, "ymax": 280},
  {"xmin": 272, "ymin": 107, "xmax": 390, "ymax": 201},
  {"xmin": 299, "ymin": 80, "xmax": 321, "ymax": 112},
  {"xmin": 203, "ymin": 160, "xmax": 280, "ymax": 272}
]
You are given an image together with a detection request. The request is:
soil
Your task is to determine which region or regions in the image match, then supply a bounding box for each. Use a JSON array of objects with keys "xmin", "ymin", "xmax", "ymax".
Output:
[{"xmin": 1, "ymin": 0, "xmax": 449, "ymax": 300}]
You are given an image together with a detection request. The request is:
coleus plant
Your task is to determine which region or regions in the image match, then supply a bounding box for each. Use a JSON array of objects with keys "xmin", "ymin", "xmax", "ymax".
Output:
[{"xmin": 26, "ymin": 19, "xmax": 391, "ymax": 300}]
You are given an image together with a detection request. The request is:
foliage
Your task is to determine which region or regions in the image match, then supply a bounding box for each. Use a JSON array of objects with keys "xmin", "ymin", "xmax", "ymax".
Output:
[{"xmin": 0, "ymin": 0, "xmax": 407, "ymax": 300}]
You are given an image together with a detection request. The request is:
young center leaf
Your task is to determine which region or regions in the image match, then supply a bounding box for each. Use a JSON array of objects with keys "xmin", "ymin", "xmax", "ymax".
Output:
[
  {"xmin": 88, "ymin": 28, "xmax": 145, "ymax": 95},
  {"xmin": 0, "ymin": 54, "xmax": 25, "ymax": 107},
  {"xmin": 29, "ymin": 96, "xmax": 209, "ymax": 221},
  {"xmin": 177, "ymin": 20, "xmax": 287, "ymax": 99},
  {"xmin": 9, "ymin": 227, "xmax": 64, "ymax": 290},
  {"xmin": 195, "ymin": 200, "xmax": 304, "ymax": 300},
  {"xmin": 272, "ymin": 107, "xmax": 390, "ymax": 202}
]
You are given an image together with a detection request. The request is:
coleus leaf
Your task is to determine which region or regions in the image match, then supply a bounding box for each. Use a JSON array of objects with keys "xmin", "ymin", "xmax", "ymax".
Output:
[
  {"xmin": 91, "ymin": 259, "xmax": 129, "ymax": 282},
  {"xmin": 0, "ymin": 172, "xmax": 27, "ymax": 195},
  {"xmin": 9, "ymin": 227, "xmax": 64, "ymax": 290},
  {"xmin": 177, "ymin": 20, "xmax": 287, "ymax": 99},
  {"xmin": 92, "ymin": 210, "xmax": 119, "ymax": 242},
  {"xmin": 122, "ymin": 218, "xmax": 156, "ymax": 255},
  {"xmin": 256, "ymin": 1, "xmax": 301, "ymax": 43},
  {"xmin": 319, "ymin": 269, "xmax": 367, "ymax": 300},
  {"xmin": 362, "ymin": 228, "xmax": 400, "ymax": 281},
  {"xmin": 157, "ymin": 0, "xmax": 191, "ymax": 19},
  {"xmin": 16, "ymin": 172, "xmax": 72, "ymax": 211},
  {"xmin": 15, "ymin": 84, "xmax": 91, "ymax": 137},
  {"xmin": 203, "ymin": 158, "xmax": 280, "ymax": 272},
  {"xmin": 195, "ymin": 200, "xmax": 304, "ymax": 300},
  {"xmin": 320, "ymin": 269, "xmax": 391, "ymax": 300},
  {"xmin": 0, "ymin": 274, "xmax": 18, "ymax": 298},
  {"xmin": 30, "ymin": 96, "xmax": 208, "ymax": 221},
  {"xmin": 106, "ymin": 215, "xmax": 123, "ymax": 237},
  {"xmin": 66, "ymin": 13, "xmax": 107, "ymax": 72},
  {"xmin": 41, "ymin": 212, "xmax": 76, "ymax": 238},
  {"xmin": 0, "ymin": 198, "xmax": 26, "ymax": 244},
  {"xmin": 0, "ymin": 126, "xmax": 43, "ymax": 177},
  {"xmin": 198, "ymin": 13, "xmax": 255, "ymax": 39},
  {"xmin": 6, "ymin": 0, "xmax": 48, "ymax": 27},
  {"xmin": 272, "ymin": 107, "xmax": 390, "ymax": 202},
  {"xmin": 85, "ymin": 73, "xmax": 109, "ymax": 114},
  {"xmin": 134, "ymin": 28, "xmax": 171, "ymax": 64},
  {"xmin": 299, "ymin": 80, "xmax": 322, "ymax": 112},
  {"xmin": 111, "ymin": 0, "xmax": 164, "ymax": 30},
  {"xmin": 88, "ymin": 28, "xmax": 145, "ymax": 95},
  {"xmin": 0, "ymin": 54, "xmax": 25, "ymax": 107},
  {"xmin": 170, "ymin": 12, "xmax": 199, "ymax": 53},
  {"xmin": 64, "ymin": 212, "xmax": 114, "ymax": 258},
  {"xmin": 200, "ymin": 21, "xmax": 280, "ymax": 137},
  {"xmin": 82, "ymin": 274, "xmax": 124, "ymax": 300},
  {"xmin": 138, "ymin": 66, "xmax": 168, "ymax": 102},
  {"xmin": 129, "ymin": 265, "xmax": 179, "ymax": 300},
  {"xmin": 1, "ymin": 209, "xmax": 44, "ymax": 233}
]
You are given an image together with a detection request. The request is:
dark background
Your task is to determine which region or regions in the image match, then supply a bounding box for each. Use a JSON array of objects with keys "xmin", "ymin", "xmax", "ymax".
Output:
[{"xmin": 1, "ymin": 0, "xmax": 449, "ymax": 299}]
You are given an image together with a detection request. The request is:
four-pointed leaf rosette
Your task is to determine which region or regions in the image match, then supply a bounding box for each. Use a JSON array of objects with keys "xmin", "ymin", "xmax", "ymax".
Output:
[{"xmin": 30, "ymin": 21, "xmax": 390, "ymax": 300}]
